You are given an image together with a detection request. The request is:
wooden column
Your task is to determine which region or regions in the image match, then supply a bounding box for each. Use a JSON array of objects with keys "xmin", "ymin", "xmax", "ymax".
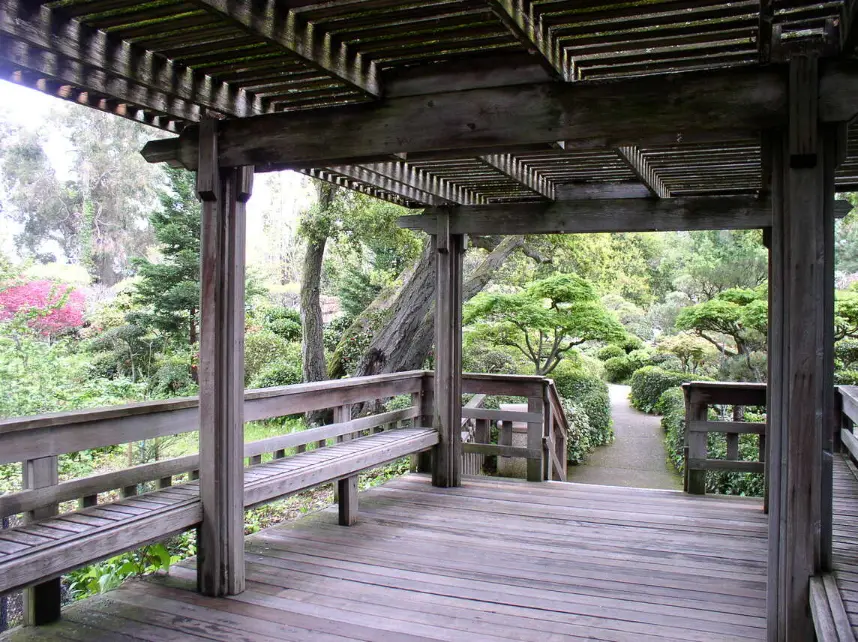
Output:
[
  {"xmin": 432, "ymin": 218, "xmax": 464, "ymax": 488},
  {"xmin": 767, "ymin": 55, "xmax": 838, "ymax": 640},
  {"xmin": 23, "ymin": 456, "xmax": 59, "ymax": 626},
  {"xmin": 196, "ymin": 119, "xmax": 254, "ymax": 597},
  {"xmin": 527, "ymin": 395, "xmax": 544, "ymax": 482}
]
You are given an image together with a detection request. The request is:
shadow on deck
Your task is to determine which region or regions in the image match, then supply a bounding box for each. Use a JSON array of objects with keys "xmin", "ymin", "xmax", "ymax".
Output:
[{"xmin": 4, "ymin": 474, "xmax": 768, "ymax": 642}]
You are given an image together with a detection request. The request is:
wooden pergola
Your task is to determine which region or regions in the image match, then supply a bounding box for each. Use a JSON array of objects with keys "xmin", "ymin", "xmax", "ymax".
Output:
[{"xmin": 4, "ymin": 0, "xmax": 858, "ymax": 638}]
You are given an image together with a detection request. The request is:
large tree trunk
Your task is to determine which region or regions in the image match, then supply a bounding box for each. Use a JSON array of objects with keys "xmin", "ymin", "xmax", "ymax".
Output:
[
  {"xmin": 300, "ymin": 182, "xmax": 335, "ymax": 426},
  {"xmin": 333, "ymin": 235, "xmax": 528, "ymax": 379}
]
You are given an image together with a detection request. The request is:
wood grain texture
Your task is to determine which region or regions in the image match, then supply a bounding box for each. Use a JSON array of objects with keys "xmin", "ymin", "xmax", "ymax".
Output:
[{"xmin": 3, "ymin": 472, "xmax": 768, "ymax": 641}]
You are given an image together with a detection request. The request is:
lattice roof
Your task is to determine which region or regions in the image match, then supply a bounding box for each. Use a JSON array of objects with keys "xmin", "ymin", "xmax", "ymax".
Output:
[{"xmin": 2, "ymin": 0, "xmax": 857, "ymax": 206}]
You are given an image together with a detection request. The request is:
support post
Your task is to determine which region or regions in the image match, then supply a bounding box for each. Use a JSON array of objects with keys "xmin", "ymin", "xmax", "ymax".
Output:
[
  {"xmin": 411, "ymin": 389, "xmax": 432, "ymax": 472},
  {"xmin": 432, "ymin": 218, "xmax": 464, "ymax": 488},
  {"xmin": 196, "ymin": 118, "xmax": 254, "ymax": 597},
  {"xmin": 684, "ymin": 388, "xmax": 707, "ymax": 495},
  {"xmin": 23, "ymin": 456, "xmax": 60, "ymax": 626},
  {"xmin": 527, "ymin": 394, "xmax": 545, "ymax": 482},
  {"xmin": 337, "ymin": 476, "xmax": 358, "ymax": 526},
  {"xmin": 767, "ymin": 54, "xmax": 838, "ymax": 640}
]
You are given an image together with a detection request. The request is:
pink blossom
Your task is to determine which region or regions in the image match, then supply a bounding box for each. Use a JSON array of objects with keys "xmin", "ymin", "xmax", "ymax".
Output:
[{"xmin": 0, "ymin": 280, "xmax": 86, "ymax": 335}]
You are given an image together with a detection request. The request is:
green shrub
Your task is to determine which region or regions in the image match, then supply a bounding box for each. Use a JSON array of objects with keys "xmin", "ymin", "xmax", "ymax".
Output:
[
  {"xmin": 597, "ymin": 344, "xmax": 625, "ymax": 361},
  {"xmin": 261, "ymin": 308, "xmax": 302, "ymax": 342},
  {"xmin": 603, "ymin": 349, "xmax": 653, "ymax": 383},
  {"xmin": 551, "ymin": 361, "xmax": 612, "ymax": 447},
  {"xmin": 561, "ymin": 399, "xmax": 592, "ymax": 464},
  {"xmin": 244, "ymin": 331, "xmax": 300, "ymax": 385},
  {"xmin": 659, "ymin": 386, "xmax": 763, "ymax": 497},
  {"xmin": 629, "ymin": 366, "xmax": 690, "ymax": 413},
  {"xmin": 619, "ymin": 335, "xmax": 644, "ymax": 353},
  {"xmin": 324, "ymin": 315, "xmax": 354, "ymax": 352},
  {"xmin": 249, "ymin": 354, "xmax": 302, "ymax": 389},
  {"xmin": 836, "ymin": 369, "xmax": 858, "ymax": 385}
]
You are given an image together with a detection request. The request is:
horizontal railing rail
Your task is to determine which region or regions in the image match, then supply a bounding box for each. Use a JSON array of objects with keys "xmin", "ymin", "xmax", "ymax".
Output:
[
  {"xmin": 682, "ymin": 381, "xmax": 767, "ymax": 496},
  {"xmin": 0, "ymin": 371, "xmax": 428, "ymax": 521}
]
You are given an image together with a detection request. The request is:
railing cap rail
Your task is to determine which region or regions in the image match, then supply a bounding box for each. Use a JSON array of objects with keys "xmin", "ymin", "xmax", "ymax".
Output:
[
  {"xmin": 0, "ymin": 370, "xmax": 429, "ymax": 435},
  {"xmin": 682, "ymin": 381, "xmax": 767, "ymax": 390}
]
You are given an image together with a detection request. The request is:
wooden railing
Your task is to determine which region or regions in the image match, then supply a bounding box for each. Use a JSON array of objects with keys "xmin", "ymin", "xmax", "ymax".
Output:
[
  {"xmin": 682, "ymin": 381, "xmax": 767, "ymax": 496},
  {"xmin": 457, "ymin": 374, "xmax": 568, "ymax": 482},
  {"xmin": 0, "ymin": 371, "xmax": 427, "ymax": 523},
  {"xmin": 838, "ymin": 386, "xmax": 858, "ymax": 463},
  {"xmin": 1, "ymin": 371, "xmax": 571, "ymax": 525}
]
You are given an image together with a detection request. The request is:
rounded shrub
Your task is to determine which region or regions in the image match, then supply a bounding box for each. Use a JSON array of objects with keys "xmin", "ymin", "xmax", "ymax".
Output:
[
  {"xmin": 603, "ymin": 349, "xmax": 654, "ymax": 383},
  {"xmin": 597, "ymin": 344, "xmax": 625, "ymax": 362},
  {"xmin": 551, "ymin": 361, "xmax": 612, "ymax": 447},
  {"xmin": 561, "ymin": 399, "xmax": 592, "ymax": 464},
  {"xmin": 629, "ymin": 366, "xmax": 690, "ymax": 414},
  {"xmin": 248, "ymin": 343, "xmax": 302, "ymax": 388},
  {"xmin": 658, "ymin": 387, "xmax": 686, "ymax": 474},
  {"xmin": 619, "ymin": 335, "xmax": 644, "ymax": 353},
  {"xmin": 836, "ymin": 369, "xmax": 858, "ymax": 385},
  {"xmin": 245, "ymin": 331, "xmax": 300, "ymax": 385}
]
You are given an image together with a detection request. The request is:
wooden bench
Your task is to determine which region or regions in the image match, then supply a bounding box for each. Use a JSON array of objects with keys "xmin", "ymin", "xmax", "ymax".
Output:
[
  {"xmin": 810, "ymin": 574, "xmax": 855, "ymax": 642},
  {"xmin": 0, "ymin": 426, "xmax": 436, "ymax": 598}
]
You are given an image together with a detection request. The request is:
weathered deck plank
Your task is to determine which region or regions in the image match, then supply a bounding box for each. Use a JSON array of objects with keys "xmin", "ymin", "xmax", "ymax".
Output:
[
  {"xmin": 2, "ymin": 474, "xmax": 768, "ymax": 641},
  {"xmin": 831, "ymin": 454, "xmax": 858, "ymax": 638}
]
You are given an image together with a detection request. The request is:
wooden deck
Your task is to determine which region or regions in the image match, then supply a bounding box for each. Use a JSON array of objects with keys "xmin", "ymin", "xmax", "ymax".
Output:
[
  {"xmin": 831, "ymin": 454, "xmax": 858, "ymax": 636},
  {"xmin": 2, "ymin": 474, "xmax": 768, "ymax": 642}
]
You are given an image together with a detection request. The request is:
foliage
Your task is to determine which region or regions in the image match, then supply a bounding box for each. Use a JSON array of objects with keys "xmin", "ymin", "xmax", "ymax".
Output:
[
  {"xmin": 597, "ymin": 344, "xmax": 625, "ymax": 361},
  {"xmin": 258, "ymin": 307, "xmax": 302, "ymax": 342},
  {"xmin": 603, "ymin": 348, "xmax": 655, "ymax": 384},
  {"xmin": 561, "ymin": 399, "xmax": 592, "ymax": 464},
  {"xmin": 130, "ymin": 167, "xmax": 200, "ymax": 347},
  {"xmin": 656, "ymin": 333, "xmax": 715, "ymax": 373},
  {"xmin": 0, "ymin": 279, "xmax": 85, "ymax": 337},
  {"xmin": 659, "ymin": 387, "xmax": 687, "ymax": 473},
  {"xmin": 551, "ymin": 360, "xmax": 612, "ymax": 446},
  {"xmin": 629, "ymin": 366, "xmax": 693, "ymax": 414},
  {"xmin": 324, "ymin": 314, "xmax": 354, "ymax": 353},
  {"xmin": 675, "ymin": 286, "xmax": 768, "ymax": 357},
  {"xmin": 464, "ymin": 274, "xmax": 625, "ymax": 375},
  {"xmin": 249, "ymin": 354, "xmax": 303, "ymax": 388},
  {"xmin": 244, "ymin": 331, "xmax": 300, "ymax": 386}
]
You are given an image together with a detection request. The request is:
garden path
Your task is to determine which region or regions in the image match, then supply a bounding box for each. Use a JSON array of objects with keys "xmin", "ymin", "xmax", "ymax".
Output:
[{"xmin": 565, "ymin": 384, "xmax": 682, "ymax": 490}]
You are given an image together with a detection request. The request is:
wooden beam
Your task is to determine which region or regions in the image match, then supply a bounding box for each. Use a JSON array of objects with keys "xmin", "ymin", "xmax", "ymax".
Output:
[
  {"xmin": 432, "ymin": 226, "xmax": 463, "ymax": 488},
  {"xmin": 398, "ymin": 196, "xmax": 785, "ymax": 235},
  {"xmin": 554, "ymin": 182, "xmax": 652, "ymax": 200},
  {"xmin": 142, "ymin": 65, "xmax": 796, "ymax": 169},
  {"xmin": 187, "ymin": 0, "xmax": 379, "ymax": 98},
  {"xmin": 0, "ymin": 37, "xmax": 201, "ymax": 127},
  {"xmin": 486, "ymin": 0, "xmax": 567, "ymax": 80},
  {"xmin": 616, "ymin": 146, "xmax": 670, "ymax": 198},
  {"xmin": 479, "ymin": 154, "xmax": 555, "ymax": 200},
  {"xmin": 325, "ymin": 164, "xmax": 448, "ymax": 207},
  {"xmin": 196, "ymin": 119, "xmax": 252, "ymax": 597},
  {"xmin": 0, "ymin": 0, "xmax": 261, "ymax": 118},
  {"xmin": 359, "ymin": 161, "xmax": 483, "ymax": 205}
]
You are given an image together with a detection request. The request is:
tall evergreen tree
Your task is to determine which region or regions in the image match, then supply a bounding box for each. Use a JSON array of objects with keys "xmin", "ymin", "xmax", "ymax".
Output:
[{"xmin": 131, "ymin": 167, "xmax": 200, "ymax": 347}]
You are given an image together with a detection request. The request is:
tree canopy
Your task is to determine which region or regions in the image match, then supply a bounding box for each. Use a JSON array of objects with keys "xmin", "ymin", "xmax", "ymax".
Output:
[{"xmin": 464, "ymin": 274, "xmax": 625, "ymax": 375}]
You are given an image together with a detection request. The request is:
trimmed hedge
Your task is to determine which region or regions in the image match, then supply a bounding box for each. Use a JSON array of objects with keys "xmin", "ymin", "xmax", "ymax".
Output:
[
  {"xmin": 658, "ymin": 386, "xmax": 764, "ymax": 497},
  {"xmin": 629, "ymin": 366, "xmax": 689, "ymax": 413},
  {"xmin": 603, "ymin": 349, "xmax": 655, "ymax": 384},
  {"xmin": 561, "ymin": 399, "xmax": 592, "ymax": 464},
  {"xmin": 551, "ymin": 362, "xmax": 613, "ymax": 448},
  {"xmin": 597, "ymin": 344, "xmax": 625, "ymax": 361}
]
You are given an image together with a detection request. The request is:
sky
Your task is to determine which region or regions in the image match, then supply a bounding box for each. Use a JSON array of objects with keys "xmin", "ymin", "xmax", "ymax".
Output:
[{"xmin": 0, "ymin": 79, "xmax": 314, "ymax": 270}]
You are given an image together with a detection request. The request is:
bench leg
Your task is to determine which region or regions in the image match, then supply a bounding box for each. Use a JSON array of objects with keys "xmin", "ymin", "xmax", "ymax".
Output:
[{"xmin": 338, "ymin": 476, "xmax": 358, "ymax": 526}]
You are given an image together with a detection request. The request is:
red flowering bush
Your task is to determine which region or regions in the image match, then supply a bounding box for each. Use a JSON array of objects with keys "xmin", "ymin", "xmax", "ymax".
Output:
[{"xmin": 0, "ymin": 280, "xmax": 86, "ymax": 336}]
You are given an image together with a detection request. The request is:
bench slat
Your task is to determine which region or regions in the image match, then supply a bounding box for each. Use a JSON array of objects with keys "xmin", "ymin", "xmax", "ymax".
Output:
[{"xmin": 0, "ymin": 427, "xmax": 438, "ymax": 597}]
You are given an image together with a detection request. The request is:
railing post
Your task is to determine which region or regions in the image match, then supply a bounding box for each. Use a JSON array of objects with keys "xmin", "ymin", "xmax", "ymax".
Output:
[
  {"xmin": 526, "ymin": 394, "xmax": 545, "ymax": 482},
  {"xmin": 432, "ymin": 223, "xmax": 464, "ymax": 488},
  {"xmin": 23, "ymin": 455, "xmax": 60, "ymax": 626},
  {"xmin": 196, "ymin": 118, "xmax": 253, "ymax": 598},
  {"xmin": 684, "ymin": 385, "xmax": 707, "ymax": 495}
]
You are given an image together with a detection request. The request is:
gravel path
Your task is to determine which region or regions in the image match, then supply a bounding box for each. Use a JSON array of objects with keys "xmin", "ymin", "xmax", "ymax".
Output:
[{"xmin": 565, "ymin": 384, "xmax": 682, "ymax": 490}]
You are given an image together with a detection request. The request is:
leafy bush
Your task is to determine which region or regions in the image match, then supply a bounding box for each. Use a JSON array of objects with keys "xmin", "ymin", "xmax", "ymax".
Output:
[
  {"xmin": 561, "ymin": 399, "xmax": 592, "ymax": 464},
  {"xmin": 603, "ymin": 349, "xmax": 654, "ymax": 383},
  {"xmin": 324, "ymin": 315, "xmax": 354, "ymax": 352},
  {"xmin": 244, "ymin": 330, "xmax": 299, "ymax": 385},
  {"xmin": 836, "ymin": 369, "xmax": 858, "ymax": 385},
  {"xmin": 261, "ymin": 307, "xmax": 302, "ymax": 342},
  {"xmin": 551, "ymin": 361, "xmax": 612, "ymax": 447},
  {"xmin": 597, "ymin": 344, "xmax": 625, "ymax": 361},
  {"xmin": 619, "ymin": 335, "xmax": 644, "ymax": 353},
  {"xmin": 659, "ymin": 386, "xmax": 763, "ymax": 497},
  {"xmin": 629, "ymin": 366, "xmax": 690, "ymax": 413},
  {"xmin": 249, "ymin": 343, "xmax": 302, "ymax": 388}
]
